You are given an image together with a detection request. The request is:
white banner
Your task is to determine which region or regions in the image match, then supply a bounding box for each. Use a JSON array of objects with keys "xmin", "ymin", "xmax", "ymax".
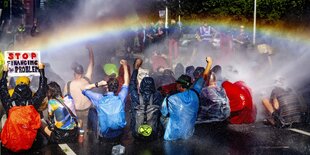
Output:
[{"xmin": 4, "ymin": 51, "xmax": 41, "ymax": 76}]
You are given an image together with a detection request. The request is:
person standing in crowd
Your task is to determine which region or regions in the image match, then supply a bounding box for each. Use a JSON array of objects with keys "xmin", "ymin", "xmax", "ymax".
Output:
[
  {"xmin": 196, "ymin": 21, "xmax": 217, "ymax": 51},
  {"xmin": 233, "ymin": 25, "xmax": 250, "ymax": 54},
  {"xmin": 63, "ymin": 45, "xmax": 94, "ymax": 130},
  {"xmin": 82, "ymin": 59, "xmax": 129, "ymax": 141},
  {"xmin": 42, "ymin": 81, "xmax": 78, "ymax": 143},
  {"xmin": 160, "ymin": 57, "xmax": 213, "ymax": 140},
  {"xmin": 168, "ymin": 19, "xmax": 182, "ymax": 65}
]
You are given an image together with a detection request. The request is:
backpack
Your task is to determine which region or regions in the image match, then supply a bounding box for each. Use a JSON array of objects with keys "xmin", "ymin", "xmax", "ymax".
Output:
[
  {"xmin": 1, "ymin": 105, "xmax": 41, "ymax": 152},
  {"xmin": 133, "ymin": 94, "xmax": 161, "ymax": 140}
]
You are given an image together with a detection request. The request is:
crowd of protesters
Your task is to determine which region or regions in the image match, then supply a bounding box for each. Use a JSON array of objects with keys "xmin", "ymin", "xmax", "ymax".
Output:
[{"xmin": 0, "ymin": 18, "xmax": 307, "ymax": 153}]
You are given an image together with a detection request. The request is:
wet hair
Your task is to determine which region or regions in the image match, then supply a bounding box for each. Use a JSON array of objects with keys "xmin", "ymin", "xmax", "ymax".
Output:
[
  {"xmin": 71, "ymin": 62, "xmax": 84, "ymax": 74},
  {"xmin": 211, "ymin": 65, "xmax": 222, "ymax": 74},
  {"xmin": 107, "ymin": 78, "xmax": 119, "ymax": 94},
  {"xmin": 209, "ymin": 72, "xmax": 217, "ymax": 85},
  {"xmin": 47, "ymin": 81, "xmax": 62, "ymax": 99}
]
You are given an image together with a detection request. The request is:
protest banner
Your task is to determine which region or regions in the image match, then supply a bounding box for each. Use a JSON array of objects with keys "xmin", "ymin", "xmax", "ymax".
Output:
[{"xmin": 4, "ymin": 51, "xmax": 41, "ymax": 76}]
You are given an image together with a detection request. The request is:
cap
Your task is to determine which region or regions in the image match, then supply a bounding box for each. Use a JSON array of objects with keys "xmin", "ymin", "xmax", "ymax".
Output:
[
  {"xmin": 176, "ymin": 74, "xmax": 192, "ymax": 88},
  {"xmin": 16, "ymin": 76, "xmax": 30, "ymax": 85}
]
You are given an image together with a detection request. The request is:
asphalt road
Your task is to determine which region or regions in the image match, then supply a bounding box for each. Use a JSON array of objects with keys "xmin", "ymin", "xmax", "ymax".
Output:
[{"xmin": 2, "ymin": 121, "xmax": 310, "ymax": 155}]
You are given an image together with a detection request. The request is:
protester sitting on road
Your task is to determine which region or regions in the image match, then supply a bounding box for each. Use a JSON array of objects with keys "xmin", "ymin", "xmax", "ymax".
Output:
[
  {"xmin": 83, "ymin": 59, "xmax": 129, "ymax": 141},
  {"xmin": 160, "ymin": 57, "xmax": 213, "ymax": 140},
  {"xmin": 63, "ymin": 45, "xmax": 94, "ymax": 131},
  {"xmin": 42, "ymin": 81, "xmax": 78, "ymax": 143},
  {"xmin": 262, "ymin": 77, "xmax": 305, "ymax": 128},
  {"xmin": 0, "ymin": 63, "xmax": 47, "ymax": 152},
  {"xmin": 196, "ymin": 72, "xmax": 230, "ymax": 124},
  {"xmin": 129, "ymin": 58, "xmax": 164, "ymax": 140}
]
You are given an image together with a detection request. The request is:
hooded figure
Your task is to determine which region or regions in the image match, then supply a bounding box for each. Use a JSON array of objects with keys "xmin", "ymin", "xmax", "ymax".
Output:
[
  {"xmin": 129, "ymin": 68, "xmax": 164, "ymax": 140},
  {"xmin": 174, "ymin": 63, "xmax": 184, "ymax": 79},
  {"xmin": 185, "ymin": 66, "xmax": 195, "ymax": 81},
  {"xmin": 0, "ymin": 70, "xmax": 47, "ymax": 113}
]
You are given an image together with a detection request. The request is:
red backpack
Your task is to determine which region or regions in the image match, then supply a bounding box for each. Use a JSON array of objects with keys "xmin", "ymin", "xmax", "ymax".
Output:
[{"xmin": 1, "ymin": 105, "xmax": 41, "ymax": 152}]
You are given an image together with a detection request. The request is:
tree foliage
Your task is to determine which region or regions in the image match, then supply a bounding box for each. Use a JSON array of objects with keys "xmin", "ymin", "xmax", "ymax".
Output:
[{"xmin": 144, "ymin": 0, "xmax": 307, "ymax": 24}]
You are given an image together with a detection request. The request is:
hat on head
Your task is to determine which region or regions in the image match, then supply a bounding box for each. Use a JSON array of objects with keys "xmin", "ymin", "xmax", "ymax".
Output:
[
  {"xmin": 16, "ymin": 76, "xmax": 30, "ymax": 85},
  {"xmin": 176, "ymin": 74, "xmax": 192, "ymax": 89}
]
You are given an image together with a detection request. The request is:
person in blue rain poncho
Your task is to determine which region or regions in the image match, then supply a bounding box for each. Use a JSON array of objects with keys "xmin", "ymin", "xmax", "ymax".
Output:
[{"xmin": 161, "ymin": 57, "xmax": 213, "ymax": 140}]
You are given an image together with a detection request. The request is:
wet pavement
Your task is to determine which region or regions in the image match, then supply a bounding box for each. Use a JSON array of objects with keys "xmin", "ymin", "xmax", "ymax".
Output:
[{"xmin": 2, "ymin": 121, "xmax": 310, "ymax": 155}]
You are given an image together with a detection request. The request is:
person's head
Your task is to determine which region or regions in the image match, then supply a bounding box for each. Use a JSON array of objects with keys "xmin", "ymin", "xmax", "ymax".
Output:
[
  {"xmin": 203, "ymin": 21, "xmax": 208, "ymax": 27},
  {"xmin": 47, "ymin": 81, "xmax": 62, "ymax": 99},
  {"xmin": 211, "ymin": 65, "xmax": 222, "ymax": 75},
  {"xmin": 171, "ymin": 19, "xmax": 176, "ymax": 24},
  {"xmin": 140, "ymin": 77, "xmax": 156, "ymax": 95},
  {"xmin": 240, "ymin": 25, "xmax": 244, "ymax": 33},
  {"xmin": 274, "ymin": 76, "xmax": 286, "ymax": 88},
  {"xmin": 15, "ymin": 76, "xmax": 30, "ymax": 86},
  {"xmin": 72, "ymin": 63, "xmax": 84, "ymax": 78},
  {"xmin": 107, "ymin": 78, "xmax": 119, "ymax": 94},
  {"xmin": 193, "ymin": 67, "xmax": 205, "ymax": 80},
  {"xmin": 176, "ymin": 74, "xmax": 192, "ymax": 92},
  {"xmin": 138, "ymin": 68, "xmax": 149, "ymax": 86},
  {"xmin": 174, "ymin": 63, "xmax": 184, "ymax": 79},
  {"xmin": 208, "ymin": 72, "xmax": 217, "ymax": 86},
  {"xmin": 185, "ymin": 66, "xmax": 195, "ymax": 76},
  {"xmin": 11, "ymin": 76, "xmax": 32, "ymax": 102}
]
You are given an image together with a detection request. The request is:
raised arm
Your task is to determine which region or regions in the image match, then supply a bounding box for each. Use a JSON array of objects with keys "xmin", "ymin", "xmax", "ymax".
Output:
[
  {"xmin": 84, "ymin": 80, "xmax": 107, "ymax": 90},
  {"xmin": 129, "ymin": 58, "xmax": 143, "ymax": 105},
  {"xmin": 203, "ymin": 57, "xmax": 213, "ymax": 81},
  {"xmin": 32, "ymin": 63, "xmax": 48, "ymax": 110},
  {"xmin": 0, "ymin": 65, "xmax": 11, "ymax": 112},
  {"xmin": 84, "ymin": 45, "xmax": 94, "ymax": 81},
  {"xmin": 120, "ymin": 59, "xmax": 129, "ymax": 86}
]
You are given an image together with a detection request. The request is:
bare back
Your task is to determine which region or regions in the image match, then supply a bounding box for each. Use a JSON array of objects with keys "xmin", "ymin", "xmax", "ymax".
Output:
[{"xmin": 69, "ymin": 78, "xmax": 92, "ymax": 110}]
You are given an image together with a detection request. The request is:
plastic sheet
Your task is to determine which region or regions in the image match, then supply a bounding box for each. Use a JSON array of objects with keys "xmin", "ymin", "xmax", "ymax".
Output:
[
  {"xmin": 1, "ymin": 105, "xmax": 41, "ymax": 152},
  {"xmin": 222, "ymin": 81, "xmax": 256, "ymax": 124},
  {"xmin": 163, "ymin": 89, "xmax": 200, "ymax": 140},
  {"xmin": 96, "ymin": 96, "xmax": 126, "ymax": 137}
]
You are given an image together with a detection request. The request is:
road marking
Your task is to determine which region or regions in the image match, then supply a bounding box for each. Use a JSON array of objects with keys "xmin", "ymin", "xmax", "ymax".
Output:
[
  {"xmin": 258, "ymin": 146, "xmax": 290, "ymax": 149},
  {"xmin": 58, "ymin": 144, "xmax": 77, "ymax": 155},
  {"xmin": 288, "ymin": 128, "xmax": 310, "ymax": 137}
]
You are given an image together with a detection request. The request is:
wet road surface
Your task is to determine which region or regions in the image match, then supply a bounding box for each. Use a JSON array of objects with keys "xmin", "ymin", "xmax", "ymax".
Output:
[{"xmin": 2, "ymin": 121, "xmax": 310, "ymax": 155}]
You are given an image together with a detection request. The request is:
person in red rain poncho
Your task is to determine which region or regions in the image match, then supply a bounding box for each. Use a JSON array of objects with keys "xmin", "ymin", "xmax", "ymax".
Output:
[{"xmin": 222, "ymin": 81, "xmax": 257, "ymax": 124}]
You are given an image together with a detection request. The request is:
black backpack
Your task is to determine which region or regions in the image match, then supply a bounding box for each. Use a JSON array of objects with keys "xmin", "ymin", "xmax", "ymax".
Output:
[{"xmin": 133, "ymin": 94, "xmax": 161, "ymax": 140}]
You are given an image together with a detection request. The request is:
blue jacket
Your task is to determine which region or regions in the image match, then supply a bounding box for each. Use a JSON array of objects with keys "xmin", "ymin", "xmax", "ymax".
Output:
[
  {"xmin": 83, "ymin": 85, "xmax": 128, "ymax": 138},
  {"xmin": 161, "ymin": 78, "xmax": 205, "ymax": 140}
]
